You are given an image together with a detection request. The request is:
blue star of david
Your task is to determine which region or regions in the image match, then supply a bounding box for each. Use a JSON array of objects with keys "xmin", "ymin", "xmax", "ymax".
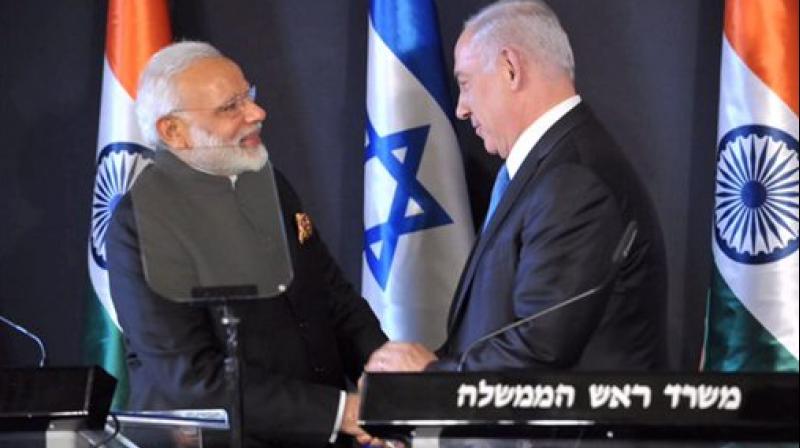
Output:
[{"xmin": 364, "ymin": 118, "xmax": 453, "ymax": 289}]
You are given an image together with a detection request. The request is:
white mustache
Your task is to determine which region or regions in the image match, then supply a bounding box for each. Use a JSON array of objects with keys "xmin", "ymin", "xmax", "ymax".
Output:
[{"xmin": 190, "ymin": 124, "xmax": 262, "ymax": 150}]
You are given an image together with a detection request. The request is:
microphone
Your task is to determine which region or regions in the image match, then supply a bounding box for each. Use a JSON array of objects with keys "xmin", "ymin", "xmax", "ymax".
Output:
[
  {"xmin": 456, "ymin": 221, "xmax": 638, "ymax": 372},
  {"xmin": 0, "ymin": 313, "xmax": 47, "ymax": 367}
]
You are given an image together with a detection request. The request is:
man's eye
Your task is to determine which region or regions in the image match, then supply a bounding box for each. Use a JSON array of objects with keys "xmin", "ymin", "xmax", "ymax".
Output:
[{"xmin": 219, "ymin": 102, "xmax": 238, "ymax": 113}]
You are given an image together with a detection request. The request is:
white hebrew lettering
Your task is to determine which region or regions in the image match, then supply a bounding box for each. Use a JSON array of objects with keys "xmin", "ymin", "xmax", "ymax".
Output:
[
  {"xmin": 458, "ymin": 381, "xmax": 585, "ymax": 409},
  {"xmin": 609, "ymin": 384, "xmax": 632, "ymax": 409},
  {"xmin": 719, "ymin": 386, "xmax": 741, "ymax": 410},
  {"xmin": 681, "ymin": 385, "xmax": 698, "ymax": 409},
  {"xmin": 494, "ymin": 384, "xmax": 514, "ymax": 407},
  {"xmin": 589, "ymin": 384, "xmax": 612, "ymax": 408},
  {"xmin": 663, "ymin": 384, "xmax": 682, "ymax": 409},
  {"xmin": 632, "ymin": 384, "xmax": 652, "ymax": 409},
  {"xmin": 514, "ymin": 385, "xmax": 534, "ymax": 407},
  {"xmin": 663, "ymin": 383, "xmax": 741, "ymax": 410},
  {"xmin": 457, "ymin": 383, "xmax": 477, "ymax": 408},
  {"xmin": 697, "ymin": 385, "xmax": 720, "ymax": 409},
  {"xmin": 478, "ymin": 379, "xmax": 493, "ymax": 408},
  {"xmin": 537, "ymin": 384, "xmax": 555, "ymax": 408},
  {"xmin": 555, "ymin": 384, "xmax": 576, "ymax": 408}
]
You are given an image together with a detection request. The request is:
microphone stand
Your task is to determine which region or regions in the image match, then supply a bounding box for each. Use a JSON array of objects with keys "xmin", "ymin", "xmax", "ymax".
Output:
[
  {"xmin": 220, "ymin": 303, "xmax": 243, "ymax": 448},
  {"xmin": 457, "ymin": 221, "xmax": 638, "ymax": 372},
  {"xmin": 0, "ymin": 313, "xmax": 46, "ymax": 367},
  {"xmin": 192, "ymin": 285, "xmax": 258, "ymax": 448}
]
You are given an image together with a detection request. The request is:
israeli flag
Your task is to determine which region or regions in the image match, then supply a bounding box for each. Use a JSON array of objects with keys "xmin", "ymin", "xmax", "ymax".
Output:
[{"xmin": 363, "ymin": 0, "xmax": 474, "ymax": 349}]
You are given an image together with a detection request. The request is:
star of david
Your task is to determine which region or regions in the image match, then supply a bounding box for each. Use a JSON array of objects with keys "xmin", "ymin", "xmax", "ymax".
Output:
[{"xmin": 364, "ymin": 118, "xmax": 453, "ymax": 289}]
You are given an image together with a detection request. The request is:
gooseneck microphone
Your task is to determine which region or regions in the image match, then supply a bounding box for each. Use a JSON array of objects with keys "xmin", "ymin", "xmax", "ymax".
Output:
[
  {"xmin": 456, "ymin": 221, "xmax": 638, "ymax": 372},
  {"xmin": 0, "ymin": 313, "xmax": 47, "ymax": 367}
]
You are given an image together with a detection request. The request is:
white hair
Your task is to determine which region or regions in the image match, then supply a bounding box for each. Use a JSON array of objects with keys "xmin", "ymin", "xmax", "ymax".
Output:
[
  {"xmin": 465, "ymin": 0, "xmax": 575, "ymax": 80},
  {"xmin": 135, "ymin": 41, "xmax": 223, "ymax": 148}
]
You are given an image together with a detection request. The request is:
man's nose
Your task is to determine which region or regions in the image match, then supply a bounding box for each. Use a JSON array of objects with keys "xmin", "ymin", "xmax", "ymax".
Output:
[
  {"xmin": 244, "ymin": 99, "xmax": 266, "ymax": 123},
  {"xmin": 455, "ymin": 95, "xmax": 469, "ymax": 120}
]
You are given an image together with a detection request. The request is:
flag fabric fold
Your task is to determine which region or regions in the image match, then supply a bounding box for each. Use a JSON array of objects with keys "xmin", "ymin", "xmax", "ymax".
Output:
[
  {"xmin": 704, "ymin": 0, "xmax": 799, "ymax": 372},
  {"xmin": 363, "ymin": 0, "xmax": 474, "ymax": 349},
  {"xmin": 85, "ymin": 0, "xmax": 171, "ymax": 409}
]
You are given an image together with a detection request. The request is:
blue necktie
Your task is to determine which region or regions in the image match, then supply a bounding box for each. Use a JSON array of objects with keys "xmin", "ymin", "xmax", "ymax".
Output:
[{"xmin": 483, "ymin": 165, "xmax": 510, "ymax": 231}]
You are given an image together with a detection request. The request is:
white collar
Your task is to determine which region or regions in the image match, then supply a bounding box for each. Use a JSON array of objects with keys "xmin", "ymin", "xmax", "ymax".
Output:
[{"xmin": 505, "ymin": 95, "xmax": 581, "ymax": 179}]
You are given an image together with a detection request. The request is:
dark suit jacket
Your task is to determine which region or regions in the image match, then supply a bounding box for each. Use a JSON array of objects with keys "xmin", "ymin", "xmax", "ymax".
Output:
[
  {"xmin": 430, "ymin": 103, "xmax": 666, "ymax": 372},
  {"xmin": 107, "ymin": 150, "xmax": 387, "ymax": 447}
]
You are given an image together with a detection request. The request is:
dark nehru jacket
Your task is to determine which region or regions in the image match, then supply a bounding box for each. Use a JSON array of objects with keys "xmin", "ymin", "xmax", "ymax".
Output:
[{"xmin": 106, "ymin": 149, "xmax": 387, "ymax": 447}]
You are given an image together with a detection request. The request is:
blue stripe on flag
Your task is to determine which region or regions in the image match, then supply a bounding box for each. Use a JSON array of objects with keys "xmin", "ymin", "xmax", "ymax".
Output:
[{"xmin": 370, "ymin": 0, "xmax": 454, "ymax": 119}]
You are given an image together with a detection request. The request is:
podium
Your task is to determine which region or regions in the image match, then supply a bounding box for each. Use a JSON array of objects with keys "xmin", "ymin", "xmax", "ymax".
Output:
[
  {"xmin": 101, "ymin": 409, "xmax": 229, "ymax": 448},
  {"xmin": 0, "ymin": 367, "xmax": 229, "ymax": 447},
  {"xmin": 0, "ymin": 409, "xmax": 229, "ymax": 448},
  {"xmin": 360, "ymin": 371, "xmax": 799, "ymax": 447}
]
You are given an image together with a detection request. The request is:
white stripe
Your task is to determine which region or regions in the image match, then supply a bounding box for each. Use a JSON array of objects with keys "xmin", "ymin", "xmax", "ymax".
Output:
[
  {"xmin": 88, "ymin": 255, "xmax": 118, "ymax": 328},
  {"xmin": 96, "ymin": 58, "xmax": 148, "ymax": 153},
  {"xmin": 88, "ymin": 57, "xmax": 152, "ymax": 330},
  {"xmin": 714, "ymin": 36, "xmax": 799, "ymax": 359}
]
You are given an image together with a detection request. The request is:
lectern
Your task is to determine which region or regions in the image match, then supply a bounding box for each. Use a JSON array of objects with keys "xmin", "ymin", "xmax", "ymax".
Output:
[{"xmin": 0, "ymin": 366, "xmax": 115, "ymax": 448}]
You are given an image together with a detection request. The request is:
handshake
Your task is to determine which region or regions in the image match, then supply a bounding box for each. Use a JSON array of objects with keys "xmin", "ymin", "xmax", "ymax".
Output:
[
  {"xmin": 365, "ymin": 341, "xmax": 439, "ymax": 373},
  {"xmin": 342, "ymin": 342, "xmax": 438, "ymax": 445}
]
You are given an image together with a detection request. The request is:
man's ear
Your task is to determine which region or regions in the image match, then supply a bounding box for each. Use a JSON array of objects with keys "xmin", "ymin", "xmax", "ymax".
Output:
[
  {"xmin": 156, "ymin": 115, "xmax": 190, "ymax": 150},
  {"xmin": 500, "ymin": 47, "xmax": 523, "ymax": 90}
]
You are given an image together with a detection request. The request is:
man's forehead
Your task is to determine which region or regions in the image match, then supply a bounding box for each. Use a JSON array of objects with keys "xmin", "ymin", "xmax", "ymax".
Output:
[
  {"xmin": 186, "ymin": 56, "xmax": 239, "ymax": 75},
  {"xmin": 454, "ymin": 33, "xmax": 479, "ymax": 75},
  {"xmin": 454, "ymin": 32, "xmax": 471, "ymax": 55},
  {"xmin": 176, "ymin": 57, "xmax": 247, "ymax": 98}
]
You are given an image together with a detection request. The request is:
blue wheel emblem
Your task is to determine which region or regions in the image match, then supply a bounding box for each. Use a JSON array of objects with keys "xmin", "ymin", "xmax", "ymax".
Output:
[
  {"xmin": 714, "ymin": 125, "xmax": 799, "ymax": 264},
  {"xmin": 89, "ymin": 142, "xmax": 152, "ymax": 269}
]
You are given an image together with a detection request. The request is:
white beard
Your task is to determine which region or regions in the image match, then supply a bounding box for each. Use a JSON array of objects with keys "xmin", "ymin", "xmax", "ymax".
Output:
[{"xmin": 179, "ymin": 124, "xmax": 269, "ymax": 176}]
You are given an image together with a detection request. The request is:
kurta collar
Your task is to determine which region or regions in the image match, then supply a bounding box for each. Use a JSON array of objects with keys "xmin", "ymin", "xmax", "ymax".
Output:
[{"xmin": 153, "ymin": 148, "xmax": 236, "ymax": 194}]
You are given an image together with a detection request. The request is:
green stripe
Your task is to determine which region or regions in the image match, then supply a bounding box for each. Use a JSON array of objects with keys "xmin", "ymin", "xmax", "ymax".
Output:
[
  {"xmin": 704, "ymin": 264, "xmax": 799, "ymax": 372},
  {"xmin": 83, "ymin": 293, "xmax": 129, "ymax": 410}
]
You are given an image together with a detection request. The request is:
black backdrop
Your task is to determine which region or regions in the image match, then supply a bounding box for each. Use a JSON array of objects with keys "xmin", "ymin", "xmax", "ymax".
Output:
[{"xmin": 0, "ymin": 0, "xmax": 722, "ymax": 371}]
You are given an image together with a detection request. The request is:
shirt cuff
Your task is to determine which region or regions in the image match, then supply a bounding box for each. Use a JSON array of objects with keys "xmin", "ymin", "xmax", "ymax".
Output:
[{"xmin": 329, "ymin": 390, "xmax": 346, "ymax": 443}]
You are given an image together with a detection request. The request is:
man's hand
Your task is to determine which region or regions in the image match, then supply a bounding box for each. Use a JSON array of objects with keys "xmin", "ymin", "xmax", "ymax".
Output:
[
  {"xmin": 341, "ymin": 393, "xmax": 379, "ymax": 445},
  {"xmin": 365, "ymin": 342, "xmax": 437, "ymax": 372}
]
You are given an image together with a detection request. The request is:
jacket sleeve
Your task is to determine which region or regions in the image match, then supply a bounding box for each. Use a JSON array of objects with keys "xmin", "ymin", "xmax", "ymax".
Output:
[{"xmin": 273, "ymin": 170, "xmax": 388, "ymax": 382}]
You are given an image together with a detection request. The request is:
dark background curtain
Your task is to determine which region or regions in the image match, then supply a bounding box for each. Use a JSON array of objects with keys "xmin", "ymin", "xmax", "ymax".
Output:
[{"xmin": 0, "ymin": 0, "xmax": 722, "ymax": 370}]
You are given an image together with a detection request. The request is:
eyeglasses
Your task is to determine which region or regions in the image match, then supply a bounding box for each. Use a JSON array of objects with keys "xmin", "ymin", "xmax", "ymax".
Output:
[{"xmin": 171, "ymin": 85, "xmax": 257, "ymax": 118}]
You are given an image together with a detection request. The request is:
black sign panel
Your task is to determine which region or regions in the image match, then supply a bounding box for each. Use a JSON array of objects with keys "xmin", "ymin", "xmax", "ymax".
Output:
[{"xmin": 360, "ymin": 372, "xmax": 798, "ymax": 441}]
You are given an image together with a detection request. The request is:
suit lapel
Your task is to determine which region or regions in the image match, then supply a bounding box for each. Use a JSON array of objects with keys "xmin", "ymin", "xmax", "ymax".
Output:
[{"xmin": 445, "ymin": 104, "xmax": 591, "ymax": 337}]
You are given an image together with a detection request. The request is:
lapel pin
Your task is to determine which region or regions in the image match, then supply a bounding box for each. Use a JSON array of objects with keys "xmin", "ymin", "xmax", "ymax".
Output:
[{"xmin": 295, "ymin": 212, "xmax": 313, "ymax": 245}]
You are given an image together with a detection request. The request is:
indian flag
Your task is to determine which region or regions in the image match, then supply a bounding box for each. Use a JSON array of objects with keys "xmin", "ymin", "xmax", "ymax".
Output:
[
  {"xmin": 84, "ymin": 0, "xmax": 171, "ymax": 409},
  {"xmin": 704, "ymin": 0, "xmax": 798, "ymax": 372}
]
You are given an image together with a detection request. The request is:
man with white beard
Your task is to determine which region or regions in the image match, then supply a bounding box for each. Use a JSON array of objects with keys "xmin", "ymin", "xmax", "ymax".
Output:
[{"xmin": 105, "ymin": 41, "xmax": 386, "ymax": 447}]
